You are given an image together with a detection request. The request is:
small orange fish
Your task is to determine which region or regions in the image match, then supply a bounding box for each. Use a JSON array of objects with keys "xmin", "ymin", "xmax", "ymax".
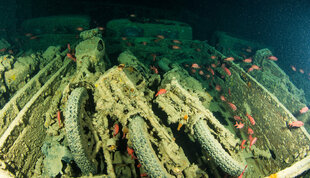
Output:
[
  {"xmin": 183, "ymin": 114, "xmax": 188, "ymax": 121},
  {"xmin": 150, "ymin": 65, "xmax": 158, "ymax": 74},
  {"xmin": 155, "ymin": 89, "xmax": 167, "ymax": 97},
  {"xmin": 234, "ymin": 115, "xmax": 243, "ymax": 121},
  {"xmin": 224, "ymin": 57, "xmax": 234, "ymax": 61},
  {"xmin": 57, "ymin": 110, "xmax": 62, "ymax": 128},
  {"xmin": 172, "ymin": 39, "xmax": 182, "ymax": 44},
  {"xmin": 299, "ymin": 69, "xmax": 305, "ymax": 74},
  {"xmin": 67, "ymin": 53, "xmax": 76, "ymax": 62},
  {"xmin": 171, "ymin": 45, "xmax": 181, "ymax": 50},
  {"xmin": 246, "ymin": 113, "xmax": 255, "ymax": 125},
  {"xmin": 140, "ymin": 173, "xmax": 148, "ymax": 177},
  {"xmin": 299, "ymin": 106, "xmax": 309, "ymax": 114},
  {"xmin": 76, "ymin": 27, "xmax": 84, "ymax": 31},
  {"xmin": 215, "ymin": 84, "xmax": 221, "ymax": 91},
  {"xmin": 0, "ymin": 48, "xmax": 6, "ymax": 52},
  {"xmin": 220, "ymin": 95, "xmax": 226, "ymax": 101},
  {"xmin": 234, "ymin": 121, "xmax": 244, "ymax": 129},
  {"xmin": 240, "ymin": 140, "xmax": 246, "ymax": 150},
  {"xmin": 249, "ymin": 137, "xmax": 257, "ymax": 150},
  {"xmin": 268, "ymin": 56, "xmax": 278, "ymax": 61},
  {"xmin": 113, "ymin": 123, "xmax": 119, "ymax": 136},
  {"xmin": 191, "ymin": 63, "xmax": 200, "ymax": 69},
  {"xmin": 251, "ymin": 65, "xmax": 260, "ymax": 70},
  {"xmin": 211, "ymin": 55, "xmax": 217, "ymax": 60},
  {"xmin": 247, "ymin": 127, "xmax": 254, "ymax": 135},
  {"xmin": 127, "ymin": 146, "xmax": 137, "ymax": 159},
  {"xmin": 221, "ymin": 64, "xmax": 231, "ymax": 76},
  {"xmin": 243, "ymin": 58, "xmax": 252, "ymax": 63},
  {"xmin": 97, "ymin": 26, "xmax": 105, "ymax": 31},
  {"xmin": 291, "ymin": 65, "xmax": 296, "ymax": 71},
  {"xmin": 288, "ymin": 121, "xmax": 304, "ymax": 128},
  {"xmin": 249, "ymin": 134, "xmax": 253, "ymax": 142},
  {"xmin": 207, "ymin": 67, "xmax": 214, "ymax": 75},
  {"xmin": 177, "ymin": 123, "xmax": 183, "ymax": 131},
  {"xmin": 227, "ymin": 102, "xmax": 237, "ymax": 111},
  {"xmin": 157, "ymin": 35, "xmax": 165, "ymax": 39},
  {"xmin": 238, "ymin": 165, "xmax": 248, "ymax": 178}
]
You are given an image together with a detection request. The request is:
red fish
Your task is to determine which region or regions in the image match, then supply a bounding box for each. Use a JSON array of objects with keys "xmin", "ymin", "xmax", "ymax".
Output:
[
  {"xmin": 249, "ymin": 137, "xmax": 257, "ymax": 149},
  {"xmin": 243, "ymin": 58, "xmax": 252, "ymax": 63},
  {"xmin": 246, "ymin": 113, "xmax": 255, "ymax": 125},
  {"xmin": 234, "ymin": 121, "xmax": 244, "ymax": 129},
  {"xmin": 268, "ymin": 56, "xmax": 278, "ymax": 61},
  {"xmin": 238, "ymin": 165, "xmax": 248, "ymax": 178},
  {"xmin": 211, "ymin": 63, "xmax": 217, "ymax": 68},
  {"xmin": 215, "ymin": 84, "xmax": 221, "ymax": 91},
  {"xmin": 155, "ymin": 89, "xmax": 167, "ymax": 97},
  {"xmin": 172, "ymin": 39, "xmax": 182, "ymax": 44},
  {"xmin": 227, "ymin": 102, "xmax": 237, "ymax": 111},
  {"xmin": 299, "ymin": 106, "xmax": 309, "ymax": 114},
  {"xmin": 211, "ymin": 55, "xmax": 217, "ymax": 60},
  {"xmin": 207, "ymin": 67, "xmax": 215, "ymax": 75},
  {"xmin": 171, "ymin": 45, "xmax": 181, "ymax": 50},
  {"xmin": 76, "ymin": 27, "xmax": 84, "ymax": 31},
  {"xmin": 220, "ymin": 95, "xmax": 226, "ymax": 101},
  {"xmin": 222, "ymin": 64, "xmax": 231, "ymax": 76},
  {"xmin": 234, "ymin": 115, "xmax": 243, "ymax": 121},
  {"xmin": 113, "ymin": 123, "xmax": 119, "ymax": 136},
  {"xmin": 191, "ymin": 63, "xmax": 200, "ymax": 69},
  {"xmin": 288, "ymin": 121, "xmax": 304, "ymax": 128},
  {"xmin": 57, "ymin": 110, "xmax": 62, "ymax": 128},
  {"xmin": 67, "ymin": 53, "xmax": 76, "ymax": 62},
  {"xmin": 249, "ymin": 134, "xmax": 253, "ymax": 142},
  {"xmin": 247, "ymin": 127, "xmax": 254, "ymax": 135},
  {"xmin": 251, "ymin": 65, "xmax": 261, "ymax": 70},
  {"xmin": 127, "ymin": 146, "xmax": 137, "ymax": 159},
  {"xmin": 141, "ymin": 173, "xmax": 148, "ymax": 177},
  {"xmin": 224, "ymin": 57, "xmax": 234, "ymax": 61},
  {"xmin": 150, "ymin": 65, "xmax": 158, "ymax": 74},
  {"xmin": 291, "ymin": 65, "xmax": 296, "ymax": 71},
  {"xmin": 157, "ymin": 35, "xmax": 165, "ymax": 39},
  {"xmin": 240, "ymin": 140, "xmax": 246, "ymax": 150}
]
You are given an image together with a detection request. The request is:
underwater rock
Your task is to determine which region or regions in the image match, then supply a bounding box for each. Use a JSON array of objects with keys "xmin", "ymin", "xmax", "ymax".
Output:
[{"xmin": 41, "ymin": 141, "xmax": 73, "ymax": 177}]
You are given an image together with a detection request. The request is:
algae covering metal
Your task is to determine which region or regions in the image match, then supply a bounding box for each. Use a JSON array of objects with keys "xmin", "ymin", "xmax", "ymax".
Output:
[{"xmin": 228, "ymin": 63, "xmax": 310, "ymax": 171}]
